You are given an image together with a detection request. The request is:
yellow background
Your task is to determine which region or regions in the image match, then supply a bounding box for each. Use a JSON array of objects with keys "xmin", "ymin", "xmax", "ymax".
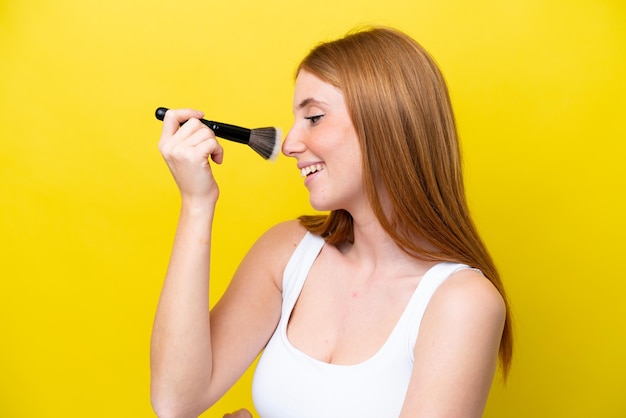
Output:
[{"xmin": 1, "ymin": 0, "xmax": 625, "ymax": 416}]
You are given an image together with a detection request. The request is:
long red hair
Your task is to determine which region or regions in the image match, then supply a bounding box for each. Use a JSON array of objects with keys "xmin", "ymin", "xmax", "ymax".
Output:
[{"xmin": 297, "ymin": 27, "xmax": 513, "ymax": 377}]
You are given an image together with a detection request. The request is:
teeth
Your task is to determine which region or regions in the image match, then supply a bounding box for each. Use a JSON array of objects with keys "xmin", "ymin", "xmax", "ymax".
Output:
[{"xmin": 300, "ymin": 163, "xmax": 325, "ymax": 178}]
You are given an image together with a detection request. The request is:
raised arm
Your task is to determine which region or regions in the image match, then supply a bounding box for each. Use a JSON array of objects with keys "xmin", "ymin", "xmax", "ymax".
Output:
[
  {"xmin": 150, "ymin": 107, "xmax": 224, "ymax": 417},
  {"xmin": 399, "ymin": 269, "xmax": 506, "ymax": 418},
  {"xmin": 150, "ymin": 108, "xmax": 295, "ymax": 417}
]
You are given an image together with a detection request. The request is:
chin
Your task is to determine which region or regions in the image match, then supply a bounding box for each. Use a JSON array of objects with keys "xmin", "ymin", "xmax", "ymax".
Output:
[
  {"xmin": 309, "ymin": 201, "xmax": 330, "ymax": 212},
  {"xmin": 308, "ymin": 197, "xmax": 333, "ymax": 212},
  {"xmin": 309, "ymin": 199, "xmax": 347, "ymax": 214}
]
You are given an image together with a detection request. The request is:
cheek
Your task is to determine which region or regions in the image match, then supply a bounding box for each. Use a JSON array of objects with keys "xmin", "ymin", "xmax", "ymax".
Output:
[
  {"xmin": 340, "ymin": 144, "xmax": 365, "ymax": 190},
  {"xmin": 347, "ymin": 135, "xmax": 363, "ymax": 170}
]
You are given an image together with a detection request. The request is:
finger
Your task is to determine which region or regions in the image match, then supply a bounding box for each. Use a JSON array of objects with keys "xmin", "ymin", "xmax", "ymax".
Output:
[
  {"xmin": 191, "ymin": 136, "xmax": 224, "ymax": 165},
  {"xmin": 159, "ymin": 117, "xmax": 212, "ymax": 156},
  {"xmin": 162, "ymin": 108, "xmax": 205, "ymax": 137},
  {"xmin": 175, "ymin": 120, "xmax": 217, "ymax": 147},
  {"xmin": 208, "ymin": 141, "xmax": 224, "ymax": 164}
]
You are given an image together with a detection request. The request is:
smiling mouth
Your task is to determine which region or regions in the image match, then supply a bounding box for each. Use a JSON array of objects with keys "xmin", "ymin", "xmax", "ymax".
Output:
[{"xmin": 300, "ymin": 163, "xmax": 325, "ymax": 178}]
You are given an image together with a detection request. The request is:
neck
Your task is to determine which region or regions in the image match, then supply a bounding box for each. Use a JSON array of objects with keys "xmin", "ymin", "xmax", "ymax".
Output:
[{"xmin": 340, "ymin": 208, "xmax": 434, "ymax": 279}]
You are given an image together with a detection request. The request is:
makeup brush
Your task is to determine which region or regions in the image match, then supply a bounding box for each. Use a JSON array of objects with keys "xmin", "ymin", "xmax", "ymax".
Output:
[{"xmin": 155, "ymin": 107, "xmax": 281, "ymax": 161}]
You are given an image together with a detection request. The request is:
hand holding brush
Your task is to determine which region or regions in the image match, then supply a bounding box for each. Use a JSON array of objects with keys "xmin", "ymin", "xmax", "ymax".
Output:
[{"xmin": 155, "ymin": 107, "xmax": 281, "ymax": 161}]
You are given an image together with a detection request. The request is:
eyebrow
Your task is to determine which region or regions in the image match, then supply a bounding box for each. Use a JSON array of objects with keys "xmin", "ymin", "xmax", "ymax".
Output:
[{"xmin": 296, "ymin": 97, "xmax": 327, "ymax": 110}]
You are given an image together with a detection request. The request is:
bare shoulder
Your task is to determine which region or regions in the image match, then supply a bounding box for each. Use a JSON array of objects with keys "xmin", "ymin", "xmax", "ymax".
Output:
[
  {"xmin": 418, "ymin": 267, "xmax": 506, "ymax": 348},
  {"xmin": 256, "ymin": 219, "xmax": 309, "ymax": 248},
  {"xmin": 250, "ymin": 220, "xmax": 308, "ymax": 261},
  {"xmin": 429, "ymin": 268, "xmax": 506, "ymax": 323},
  {"xmin": 404, "ymin": 267, "xmax": 506, "ymax": 415},
  {"xmin": 238, "ymin": 220, "xmax": 309, "ymax": 290}
]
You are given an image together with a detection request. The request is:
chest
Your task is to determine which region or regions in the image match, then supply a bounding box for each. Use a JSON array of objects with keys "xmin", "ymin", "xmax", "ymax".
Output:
[{"xmin": 286, "ymin": 249, "xmax": 422, "ymax": 365}]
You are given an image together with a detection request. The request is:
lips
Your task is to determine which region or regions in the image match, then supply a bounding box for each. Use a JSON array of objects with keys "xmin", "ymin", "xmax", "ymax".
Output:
[{"xmin": 300, "ymin": 163, "xmax": 325, "ymax": 178}]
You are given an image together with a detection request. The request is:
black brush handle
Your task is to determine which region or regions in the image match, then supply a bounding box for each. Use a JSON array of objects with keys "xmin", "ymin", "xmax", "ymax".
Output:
[{"xmin": 155, "ymin": 107, "xmax": 250, "ymax": 145}]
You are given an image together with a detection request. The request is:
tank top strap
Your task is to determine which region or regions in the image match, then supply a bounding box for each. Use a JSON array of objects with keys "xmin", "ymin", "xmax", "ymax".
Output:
[
  {"xmin": 401, "ymin": 262, "xmax": 477, "ymax": 361},
  {"xmin": 281, "ymin": 232, "xmax": 325, "ymax": 317}
]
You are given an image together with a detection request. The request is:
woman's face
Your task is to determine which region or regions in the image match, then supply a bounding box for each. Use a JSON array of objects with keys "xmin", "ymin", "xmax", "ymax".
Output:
[{"xmin": 282, "ymin": 70, "xmax": 365, "ymax": 213}]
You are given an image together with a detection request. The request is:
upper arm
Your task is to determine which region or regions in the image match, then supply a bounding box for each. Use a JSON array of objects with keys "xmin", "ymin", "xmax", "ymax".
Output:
[
  {"xmin": 205, "ymin": 220, "xmax": 307, "ymax": 406},
  {"xmin": 399, "ymin": 269, "xmax": 506, "ymax": 418}
]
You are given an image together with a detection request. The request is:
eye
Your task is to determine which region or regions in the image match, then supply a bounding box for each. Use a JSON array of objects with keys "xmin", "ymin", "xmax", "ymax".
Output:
[{"xmin": 304, "ymin": 114, "xmax": 324, "ymax": 125}]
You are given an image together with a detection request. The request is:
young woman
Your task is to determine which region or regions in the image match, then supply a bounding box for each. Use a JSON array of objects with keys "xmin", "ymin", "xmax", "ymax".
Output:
[{"xmin": 151, "ymin": 26, "xmax": 512, "ymax": 418}]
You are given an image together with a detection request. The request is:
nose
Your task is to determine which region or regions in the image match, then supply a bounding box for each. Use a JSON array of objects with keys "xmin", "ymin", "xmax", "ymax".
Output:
[{"xmin": 281, "ymin": 125, "xmax": 305, "ymax": 157}]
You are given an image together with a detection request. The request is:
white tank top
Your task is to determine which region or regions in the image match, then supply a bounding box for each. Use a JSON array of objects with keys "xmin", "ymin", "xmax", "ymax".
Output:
[{"xmin": 252, "ymin": 232, "xmax": 473, "ymax": 418}]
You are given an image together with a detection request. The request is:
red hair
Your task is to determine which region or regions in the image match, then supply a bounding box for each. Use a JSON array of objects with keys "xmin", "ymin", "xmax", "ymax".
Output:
[{"xmin": 297, "ymin": 27, "xmax": 513, "ymax": 377}]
